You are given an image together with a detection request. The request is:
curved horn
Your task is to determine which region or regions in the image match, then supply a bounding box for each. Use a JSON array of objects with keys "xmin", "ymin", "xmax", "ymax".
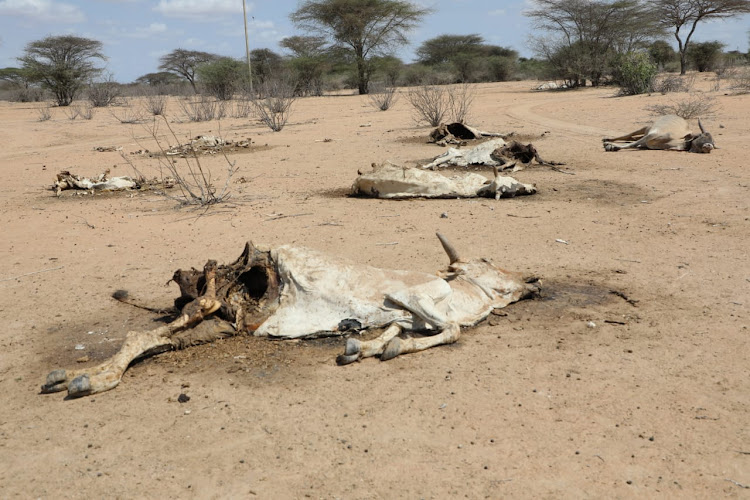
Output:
[
  {"xmin": 436, "ymin": 232, "xmax": 461, "ymax": 264},
  {"xmin": 492, "ymin": 166, "xmax": 499, "ymax": 179},
  {"xmin": 698, "ymin": 118, "xmax": 706, "ymax": 134}
]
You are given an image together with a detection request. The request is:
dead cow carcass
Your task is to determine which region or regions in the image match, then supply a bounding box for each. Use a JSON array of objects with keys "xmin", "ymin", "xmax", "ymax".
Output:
[
  {"xmin": 421, "ymin": 139, "xmax": 560, "ymax": 170},
  {"xmin": 41, "ymin": 234, "xmax": 540, "ymax": 398},
  {"xmin": 602, "ymin": 115, "xmax": 714, "ymax": 153},
  {"xmin": 353, "ymin": 162, "xmax": 536, "ymax": 199},
  {"xmin": 429, "ymin": 123, "xmax": 505, "ymax": 146}
]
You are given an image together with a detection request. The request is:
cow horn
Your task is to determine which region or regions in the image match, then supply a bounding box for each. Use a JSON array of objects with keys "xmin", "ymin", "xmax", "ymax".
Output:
[
  {"xmin": 492, "ymin": 166, "xmax": 499, "ymax": 179},
  {"xmin": 436, "ymin": 232, "xmax": 461, "ymax": 264},
  {"xmin": 698, "ymin": 118, "xmax": 706, "ymax": 134}
]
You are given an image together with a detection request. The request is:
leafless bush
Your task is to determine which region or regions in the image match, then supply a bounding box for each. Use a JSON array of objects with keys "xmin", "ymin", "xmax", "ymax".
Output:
[
  {"xmin": 653, "ymin": 74, "xmax": 695, "ymax": 94},
  {"xmin": 87, "ymin": 77, "xmax": 121, "ymax": 107},
  {"xmin": 231, "ymin": 96, "xmax": 253, "ymax": 118},
  {"xmin": 179, "ymin": 96, "xmax": 225, "ymax": 122},
  {"xmin": 62, "ymin": 106, "xmax": 80, "ymax": 120},
  {"xmin": 140, "ymin": 86, "xmax": 168, "ymax": 116},
  {"xmin": 646, "ymin": 93, "xmax": 718, "ymax": 119},
  {"xmin": 77, "ymin": 103, "xmax": 95, "ymax": 120},
  {"xmin": 407, "ymin": 83, "xmax": 475, "ymax": 126},
  {"xmin": 128, "ymin": 117, "xmax": 239, "ymax": 206},
  {"xmin": 367, "ymin": 82, "xmax": 399, "ymax": 111},
  {"xmin": 448, "ymin": 83, "xmax": 475, "ymax": 124},
  {"xmin": 253, "ymin": 78, "xmax": 296, "ymax": 132},
  {"xmin": 36, "ymin": 103, "xmax": 52, "ymax": 122},
  {"xmin": 110, "ymin": 105, "xmax": 146, "ymax": 124},
  {"xmin": 729, "ymin": 67, "xmax": 750, "ymax": 94}
]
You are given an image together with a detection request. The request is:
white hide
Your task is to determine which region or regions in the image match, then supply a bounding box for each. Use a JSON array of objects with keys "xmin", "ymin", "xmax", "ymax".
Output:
[
  {"xmin": 54, "ymin": 172, "xmax": 137, "ymax": 192},
  {"xmin": 353, "ymin": 163, "xmax": 535, "ymax": 199},
  {"xmin": 253, "ymin": 245, "xmax": 531, "ymax": 339},
  {"xmin": 420, "ymin": 138, "xmax": 507, "ymax": 169}
]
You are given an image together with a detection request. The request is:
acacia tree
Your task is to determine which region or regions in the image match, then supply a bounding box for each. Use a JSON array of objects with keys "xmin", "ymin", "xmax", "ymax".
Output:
[
  {"xmin": 526, "ymin": 0, "xmax": 664, "ymax": 86},
  {"xmin": 18, "ymin": 35, "xmax": 106, "ymax": 106},
  {"xmin": 280, "ymin": 35, "xmax": 330, "ymax": 95},
  {"xmin": 159, "ymin": 49, "xmax": 219, "ymax": 93},
  {"xmin": 654, "ymin": 0, "xmax": 750, "ymax": 75},
  {"xmin": 290, "ymin": 0, "xmax": 431, "ymax": 94}
]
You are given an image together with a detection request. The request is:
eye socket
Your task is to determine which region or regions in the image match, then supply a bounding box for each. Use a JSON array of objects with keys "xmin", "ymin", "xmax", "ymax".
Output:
[{"xmin": 238, "ymin": 266, "xmax": 268, "ymax": 299}]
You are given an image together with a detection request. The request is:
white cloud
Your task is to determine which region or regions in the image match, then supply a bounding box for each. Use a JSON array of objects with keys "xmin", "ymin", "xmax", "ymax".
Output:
[
  {"xmin": 489, "ymin": 9, "xmax": 506, "ymax": 16},
  {"xmin": 154, "ymin": 0, "xmax": 249, "ymax": 20},
  {"xmin": 131, "ymin": 22, "xmax": 168, "ymax": 38},
  {"xmin": 0, "ymin": 0, "xmax": 84, "ymax": 23}
]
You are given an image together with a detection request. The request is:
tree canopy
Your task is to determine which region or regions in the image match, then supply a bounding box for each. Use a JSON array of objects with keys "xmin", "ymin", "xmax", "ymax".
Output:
[
  {"xmin": 159, "ymin": 49, "xmax": 219, "ymax": 93},
  {"xmin": 654, "ymin": 0, "xmax": 750, "ymax": 74},
  {"xmin": 18, "ymin": 35, "xmax": 106, "ymax": 106},
  {"xmin": 290, "ymin": 0, "xmax": 431, "ymax": 94},
  {"xmin": 526, "ymin": 0, "xmax": 664, "ymax": 86}
]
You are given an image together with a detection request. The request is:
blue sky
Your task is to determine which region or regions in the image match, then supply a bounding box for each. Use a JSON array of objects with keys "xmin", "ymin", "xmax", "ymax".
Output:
[{"xmin": 1, "ymin": 0, "xmax": 748, "ymax": 83}]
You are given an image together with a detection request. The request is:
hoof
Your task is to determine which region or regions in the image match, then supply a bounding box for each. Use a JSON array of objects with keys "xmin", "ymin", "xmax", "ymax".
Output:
[
  {"xmin": 41, "ymin": 369, "xmax": 68, "ymax": 393},
  {"xmin": 381, "ymin": 337, "xmax": 402, "ymax": 361},
  {"xmin": 336, "ymin": 353, "xmax": 359, "ymax": 366},
  {"xmin": 344, "ymin": 337, "xmax": 361, "ymax": 356},
  {"xmin": 604, "ymin": 143, "xmax": 620, "ymax": 152},
  {"xmin": 67, "ymin": 374, "xmax": 92, "ymax": 398}
]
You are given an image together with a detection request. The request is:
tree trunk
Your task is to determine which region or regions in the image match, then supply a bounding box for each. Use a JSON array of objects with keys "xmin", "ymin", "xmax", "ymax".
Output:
[{"xmin": 355, "ymin": 46, "xmax": 368, "ymax": 95}]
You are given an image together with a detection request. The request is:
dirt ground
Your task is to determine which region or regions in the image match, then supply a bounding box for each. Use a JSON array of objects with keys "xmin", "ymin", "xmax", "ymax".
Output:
[{"xmin": 1, "ymin": 76, "xmax": 748, "ymax": 498}]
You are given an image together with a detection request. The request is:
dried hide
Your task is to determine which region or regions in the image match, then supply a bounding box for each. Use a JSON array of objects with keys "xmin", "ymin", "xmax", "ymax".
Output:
[
  {"xmin": 429, "ymin": 123, "xmax": 505, "ymax": 146},
  {"xmin": 421, "ymin": 139, "xmax": 560, "ymax": 171},
  {"xmin": 53, "ymin": 170, "xmax": 138, "ymax": 195},
  {"xmin": 352, "ymin": 162, "xmax": 536, "ymax": 199},
  {"xmin": 53, "ymin": 170, "xmax": 175, "ymax": 196},
  {"xmin": 41, "ymin": 234, "xmax": 540, "ymax": 398},
  {"xmin": 164, "ymin": 135, "xmax": 253, "ymax": 156}
]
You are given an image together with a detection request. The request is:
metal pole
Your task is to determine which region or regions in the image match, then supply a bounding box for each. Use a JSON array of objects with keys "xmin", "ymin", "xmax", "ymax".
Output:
[{"xmin": 242, "ymin": 0, "xmax": 253, "ymax": 95}]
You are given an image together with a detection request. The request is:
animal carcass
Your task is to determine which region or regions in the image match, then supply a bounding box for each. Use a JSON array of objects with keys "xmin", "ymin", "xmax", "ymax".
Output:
[
  {"xmin": 41, "ymin": 234, "xmax": 540, "ymax": 398},
  {"xmin": 352, "ymin": 162, "xmax": 536, "ymax": 199},
  {"xmin": 421, "ymin": 139, "xmax": 560, "ymax": 170},
  {"xmin": 53, "ymin": 170, "xmax": 138, "ymax": 195},
  {"xmin": 429, "ymin": 123, "xmax": 505, "ymax": 146},
  {"xmin": 602, "ymin": 115, "xmax": 714, "ymax": 153}
]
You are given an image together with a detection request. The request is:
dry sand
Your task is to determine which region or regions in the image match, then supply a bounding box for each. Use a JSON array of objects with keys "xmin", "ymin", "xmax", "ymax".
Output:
[{"xmin": 0, "ymin": 76, "xmax": 748, "ymax": 498}]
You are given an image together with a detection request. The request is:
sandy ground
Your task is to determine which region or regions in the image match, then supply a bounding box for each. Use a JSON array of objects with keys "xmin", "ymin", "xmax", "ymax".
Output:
[{"xmin": 0, "ymin": 76, "xmax": 748, "ymax": 498}]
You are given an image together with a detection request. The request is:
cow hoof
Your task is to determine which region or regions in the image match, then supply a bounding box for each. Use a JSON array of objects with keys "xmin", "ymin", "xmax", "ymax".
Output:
[
  {"xmin": 381, "ymin": 337, "xmax": 402, "ymax": 361},
  {"xmin": 604, "ymin": 143, "xmax": 620, "ymax": 152},
  {"xmin": 41, "ymin": 369, "xmax": 68, "ymax": 393},
  {"xmin": 344, "ymin": 338, "xmax": 361, "ymax": 356},
  {"xmin": 67, "ymin": 374, "xmax": 92, "ymax": 398},
  {"xmin": 336, "ymin": 353, "xmax": 359, "ymax": 366}
]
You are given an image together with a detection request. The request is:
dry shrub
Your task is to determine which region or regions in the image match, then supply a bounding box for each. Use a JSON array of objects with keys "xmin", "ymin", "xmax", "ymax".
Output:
[
  {"xmin": 77, "ymin": 103, "xmax": 95, "ymax": 120},
  {"xmin": 646, "ymin": 93, "xmax": 718, "ymax": 119},
  {"xmin": 253, "ymin": 77, "xmax": 296, "ymax": 132},
  {"xmin": 87, "ymin": 78, "xmax": 121, "ymax": 107},
  {"xmin": 407, "ymin": 83, "xmax": 475, "ymax": 126},
  {"xmin": 367, "ymin": 82, "xmax": 398, "ymax": 111},
  {"xmin": 231, "ymin": 96, "xmax": 253, "ymax": 118},
  {"xmin": 729, "ymin": 67, "xmax": 750, "ymax": 94},
  {"xmin": 36, "ymin": 103, "xmax": 52, "ymax": 122},
  {"xmin": 140, "ymin": 86, "xmax": 168, "ymax": 116},
  {"xmin": 179, "ymin": 96, "xmax": 226, "ymax": 122},
  {"xmin": 653, "ymin": 74, "xmax": 695, "ymax": 94},
  {"xmin": 110, "ymin": 105, "xmax": 145, "ymax": 124},
  {"xmin": 129, "ymin": 117, "xmax": 239, "ymax": 206}
]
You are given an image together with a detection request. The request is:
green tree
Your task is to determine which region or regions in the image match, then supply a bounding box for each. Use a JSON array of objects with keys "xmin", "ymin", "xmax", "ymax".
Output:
[
  {"xmin": 196, "ymin": 57, "xmax": 245, "ymax": 100},
  {"xmin": 655, "ymin": 0, "xmax": 750, "ymax": 75},
  {"xmin": 18, "ymin": 35, "xmax": 105, "ymax": 106},
  {"xmin": 250, "ymin": 48, "xmax": 284, "ymax": 86},
  {"xmin": 611, "ymin": 51, "xmax": 658, "ymax": 94},
  {"xmin": 416, "ymin": 34, "xmax": 485, "ymax": 65},
  {"xmin": 280, "ymin": 36, "xmax": 330, "ymax": 95},
  {"xmin": 290, "ymin": 0, "xmax": 431, "ymax": 94},
  {"xmin": 526, "ymin": 0, "xmax": 664, "ymax": 87},
  {"xmin": 135, "ymin": 71, "xmax": 182, "ymax": 86},
  {"xmin": 159, "ymin": 49, "xmax": 219, "ymax": 93},
  {"xmin": 648, "ymin": 40, "xmax": 677, "ymax": 68},
  {"xmin": 686, "ymin": 40, "xmax": 725, "ymax": 71}
]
